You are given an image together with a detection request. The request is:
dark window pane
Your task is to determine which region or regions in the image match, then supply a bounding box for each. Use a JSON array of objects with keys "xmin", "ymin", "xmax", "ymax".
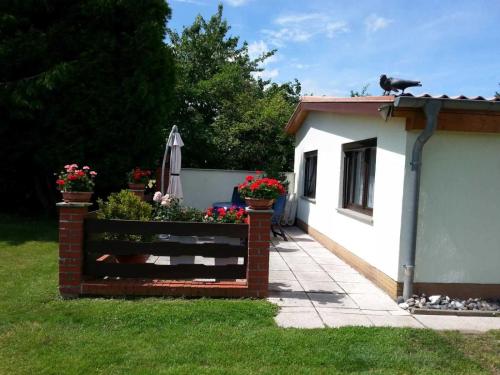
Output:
[{"xmin": 303, "ymin": 152, "xmax": 317, "ymax": 198}]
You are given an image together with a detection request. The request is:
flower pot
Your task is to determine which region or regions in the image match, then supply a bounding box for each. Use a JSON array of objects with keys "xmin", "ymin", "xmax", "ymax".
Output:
[
  {"xmin": 128, "ymin": 183, "xmax": 146, "ymax": 191},
  {"xmin": 115, "ymin": 254, "xmax": 149, "ymax": 264},
  {"xmin": 245, "ymin": 197, "xmax": 274, "ymax": 210},
  {"xmin": 62, "ymin": 191, "xmax": 93, "ymax": 203}
]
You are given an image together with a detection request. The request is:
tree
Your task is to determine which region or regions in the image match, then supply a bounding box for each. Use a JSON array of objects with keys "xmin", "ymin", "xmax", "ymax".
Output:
[
  {"xmin": 0, "ymin": 0, "xmax": 175, "ymax": 212},
  {"xmin": 167, "ymin": 5, "xmax": 298, "ymax": 171},
  {"xmin": 350, "ymin": 84, "xmax": 371, "ymax": 97}
]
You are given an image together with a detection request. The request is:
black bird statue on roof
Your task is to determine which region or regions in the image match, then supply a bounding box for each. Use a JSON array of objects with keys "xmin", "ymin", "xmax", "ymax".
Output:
[{"xmin": 380, "ymin": 74, "xmax": 422, "ymax": 95}]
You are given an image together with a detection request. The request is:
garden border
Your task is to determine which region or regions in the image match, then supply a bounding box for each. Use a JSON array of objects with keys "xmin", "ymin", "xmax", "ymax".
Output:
[{"xmin": 57, "ymin": 202, "xmax": 272, "ymax": 299}]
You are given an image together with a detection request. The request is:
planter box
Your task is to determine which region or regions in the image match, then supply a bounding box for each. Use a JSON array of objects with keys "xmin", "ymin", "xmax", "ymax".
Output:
[{"xmin": 57, "ymin": 202, "xmax": 273, "ymax": 299}]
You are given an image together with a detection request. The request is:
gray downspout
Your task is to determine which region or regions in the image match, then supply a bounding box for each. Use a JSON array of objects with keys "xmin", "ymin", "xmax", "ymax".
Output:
[{"xmin": 402, "ymin": 100, "xmax": 442, "ymax": 300}]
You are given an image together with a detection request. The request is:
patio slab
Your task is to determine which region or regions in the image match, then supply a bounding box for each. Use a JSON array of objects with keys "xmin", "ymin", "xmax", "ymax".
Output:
[{"xmin": 268, "ymin": 227, "xmax": 500, "ymax": 332}]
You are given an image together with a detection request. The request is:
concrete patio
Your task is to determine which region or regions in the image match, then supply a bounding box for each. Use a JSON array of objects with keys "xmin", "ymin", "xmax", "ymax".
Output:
[{"xmin": 268, "ymin": 227, "xmax": 500, "ymax": 332}]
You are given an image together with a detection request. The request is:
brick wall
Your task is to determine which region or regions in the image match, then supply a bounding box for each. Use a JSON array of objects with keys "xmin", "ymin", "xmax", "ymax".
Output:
[
  {"xmin": 57, "ymin": 203, "xmax": 272, "ymax": 298},
  {"xmin": 57, "ymin": 202, "xmax": 91, "ymax": 298}
]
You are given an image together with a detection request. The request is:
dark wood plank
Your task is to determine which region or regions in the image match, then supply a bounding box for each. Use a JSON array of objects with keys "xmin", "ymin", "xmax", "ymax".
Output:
[
  {"xmin": 86, "ymin": 240, "xmax": 247, "ymax": 258},
  {"xmin": 85, "ymin": 218, "xmax": 248, "ymax": 238},
  {"xmin": 85, "ymin": 262, "xmax": 246, "ymax": 279}
]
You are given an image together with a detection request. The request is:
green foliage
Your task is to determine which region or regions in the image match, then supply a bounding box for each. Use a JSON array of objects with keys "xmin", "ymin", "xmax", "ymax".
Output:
[
  {"xmin": 97, "ymin": 190, "xmax": 152, "ymax": 221},
  {"xmin": 0, "ymin": 0, "xmax": 175, "ymax": 212},
  {"xmin": 168, "ymin": 5, "xmax": 299, "ymax": 171},
  {"xmin": 350, "ymin": 84, "xmax": 371, "ymax": 97},
  {"xmin": 152, "ymin": 198, "xmax": 204, "ymax": 222}
]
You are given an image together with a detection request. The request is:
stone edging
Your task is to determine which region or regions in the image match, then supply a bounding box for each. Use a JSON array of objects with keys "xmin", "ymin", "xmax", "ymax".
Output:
[{"xmin": 411, "ymin": 308, "xmax": 499, "ymax": 317}]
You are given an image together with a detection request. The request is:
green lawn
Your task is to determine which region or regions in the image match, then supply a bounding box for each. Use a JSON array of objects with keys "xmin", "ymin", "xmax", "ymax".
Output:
[{"xmin": 0, "ymin": 215, "xmax": 498, "ymax": 375}]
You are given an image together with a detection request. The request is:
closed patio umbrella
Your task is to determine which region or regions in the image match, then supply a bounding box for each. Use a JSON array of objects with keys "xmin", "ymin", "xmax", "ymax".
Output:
[{"xmin": 161, "ymin": 125, "xmax": 184, "ymax": 198}]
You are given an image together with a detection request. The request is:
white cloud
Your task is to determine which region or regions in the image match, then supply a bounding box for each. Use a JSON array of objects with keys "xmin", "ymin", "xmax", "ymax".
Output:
[
  {"xmin": 275, "ymin": 13, "xmax": 325, "ymax": 25},
  {"xmin": 224, "ymin": 0, "xmax": 249, "ymax": 6},
  {"xmin": 290, "ymin": 62, "xmax": 319, "ymax": 70},
  {"xmin": 263, "ymin": 12, "xmax": 349, "ymax": 47},
  {"xmin": 365, "ymin": 14, "xmax": 392, "ymax": 33},
  {"xmin": 247, "ymin": 40, "xmax": 268, "ymax": 60},
  {"xmin": 252, "ymin": 68, "xmax": 279, "ymax": 80},
  {"xmin": 326, "ymin": 21, "xmax": 349, "ymax": 38},
  {"xmin": 247, "ymin": 40, "xmax": 279, "ymax": 65}
]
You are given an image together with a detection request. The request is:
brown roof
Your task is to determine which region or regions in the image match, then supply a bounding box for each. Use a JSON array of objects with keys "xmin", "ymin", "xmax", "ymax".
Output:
[{"xmin": 285, "ymin": 94, "xmax": 500, "ymax": 135}]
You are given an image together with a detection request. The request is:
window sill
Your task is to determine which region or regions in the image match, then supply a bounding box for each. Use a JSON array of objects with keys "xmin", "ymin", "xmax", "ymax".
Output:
[
  {"xmin": 336, "ymin": 208, "xmax": 373, "ymax": 225},
  {"xmin": 300, "ymin": 196, "xmax": 316, "ymax": 204}
]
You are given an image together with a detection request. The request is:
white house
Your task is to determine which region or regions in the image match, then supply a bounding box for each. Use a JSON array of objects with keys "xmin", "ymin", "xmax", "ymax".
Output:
[{"xmin": 286, "ymin": 94, "xmax": 500, "ymax": 299}]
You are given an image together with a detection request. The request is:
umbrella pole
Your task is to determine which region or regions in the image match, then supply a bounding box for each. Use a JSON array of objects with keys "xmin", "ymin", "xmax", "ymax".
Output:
[{"xmin": 161, "ymin": 127, "xmax": 175, "ymax": 195}]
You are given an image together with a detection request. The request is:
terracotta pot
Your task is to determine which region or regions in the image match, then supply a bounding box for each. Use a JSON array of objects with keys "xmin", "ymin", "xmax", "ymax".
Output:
[
  {"xmin": 245, "ymin": 197, "xmax": 274, "ymax": 210},
  {"xmin": 115, "ymin": 254, "xmax": 149, "ymax": 264},
  {"xmin": 128, "ymin": 182, "xmax": 146, "ymax": 191},
  {"xmin": 62, "ymin": 191, "xmax": 93, "ymax": 203}
]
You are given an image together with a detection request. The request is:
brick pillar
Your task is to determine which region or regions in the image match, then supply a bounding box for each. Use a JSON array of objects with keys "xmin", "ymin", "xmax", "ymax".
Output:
[
  {"xmin": 247, "ymin": 209, "xmax": 272, "ymax": 298},
  {"xmin": 57, "ymin": 202, "xmax": 91, "ymax": 299}
]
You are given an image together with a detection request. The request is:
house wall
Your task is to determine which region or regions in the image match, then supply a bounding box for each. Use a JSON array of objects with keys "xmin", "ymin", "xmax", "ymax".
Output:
[
  {"xmin": 294, "ymin": 112, "xmax": 408, "ymax": 282},
  {"xmin": 180, "ymin": 168, "xmax": 294, "ymax": 210},
  {"xmin": 402, "ymin": 131, "xmax": 500, "ymax": 284}
]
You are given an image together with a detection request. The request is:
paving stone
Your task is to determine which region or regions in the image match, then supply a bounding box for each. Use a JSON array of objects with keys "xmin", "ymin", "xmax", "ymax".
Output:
[
  {"xmin": 337, "ymin": 281, "xmax": 387, "ymax": 294},
  {"xmin": 321, "ymin": 264, "xmax": 359, "ymax": 274},
  {"xmin": 389, "ymin": 310, "xmax": 411, "ymax": 316},
  {"xmin": 287, "ymin": 263, "xmax": 324, "ymax": 273},
  {"xmin": 301, "ymin": 247, "xmax": 333, "ymax": 256},
  {"xmin": 414, "ymin": 315, "xmax": 500, "ymax": 332},
  {"xmin": 319, "ymin": 311, "xmax": 373, "ymax": 327},
  {"xmin": 308, "ymin": 292, "xmax": 359, "ymax": 309},
  {"xmin": 368, "ymin": 315, "xmax": 424, "ymax": 328},
  {"xmin": 269, "ymin": 280, "xmax": 304, "ymax": 292},
  {"xmin": 269, "ymin": 262, "xmax": 291, "ymax": 271},
  {"xmin": 313, "ymin": 256, "xmax": 347, "ymax": 265},
  {"xmin": 269, "ymin": 270, "xmax": 297, "ymax": 281},
  {"xmin": 294, "ymin": 271, "xmax": 333, "ymax": 281},
  {"xmin": 267, "ymin": 291, "xmax": 313, "ymax": 307},
  {"xmin": 348, "ymin": 293, "xmax": 399, "ymax": 310},
  {"xmin": 299, "ymin": 280, "xmax": 345, "ymax": 294},
  {"xmin": 275, "ymin": 311, "xmax": 325, "ymax": 328},
  {"xmin": 360, "ymin": 309, "xmax": 391, "ymax": 316},
  {"xmin": 329, "ymin": 272, "xmax": 371, "ymax": 283}
]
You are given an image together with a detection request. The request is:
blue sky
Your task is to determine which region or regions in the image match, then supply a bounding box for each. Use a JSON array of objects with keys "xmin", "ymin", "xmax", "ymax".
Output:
[{"xmin": 168, "ymin": 0, "xmax": 500, "ymax": 97}]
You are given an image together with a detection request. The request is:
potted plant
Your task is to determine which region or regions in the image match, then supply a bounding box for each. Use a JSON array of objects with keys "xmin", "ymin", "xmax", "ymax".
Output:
[
  {"xmin": 238, "ymin": 172, "xmax": 286, "ymax": 210},
  {"xmin": 128, "ymin": 167, "xmax": 151, "ymax": 191},
  {"xmin": 97, "ymin": 190, "xmax": 152, "ymax": 264},
  {"xmin": 56, "ymin": 164, "xmax": 97, "ymax": 203}
]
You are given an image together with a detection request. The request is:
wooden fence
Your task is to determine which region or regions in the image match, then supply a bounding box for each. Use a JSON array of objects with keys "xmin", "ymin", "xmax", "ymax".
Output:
[{"xmin": 84, "ymin": 218, "xmax": 249, "ymax": 280}]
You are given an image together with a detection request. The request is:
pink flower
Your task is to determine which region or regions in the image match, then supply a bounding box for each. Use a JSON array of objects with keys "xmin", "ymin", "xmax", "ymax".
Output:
[
  {"xmin": 83, "ymin": 166, "xmax": 90, "ymax": 170},
  {"xmin": 89, "ymin": 171, "xmax": 97, "ymax": 176},
  {"xmin": 153, "ymin": 191, "xmax": 163, "ymax": 203}
]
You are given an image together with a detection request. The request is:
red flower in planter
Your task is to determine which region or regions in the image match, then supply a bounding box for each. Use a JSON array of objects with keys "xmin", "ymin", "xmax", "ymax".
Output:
[
  {"xmin": 245, "ymin": 175, "xmax": 254, "ymax": 182},
  {"xmin": 129, "ymin": 167, "xmax": 151, "ymax": 184},
  {"xmin": 238, "ymin": 176, "xmax": 285, "ymax": 200},
  {"xmin": 57, "ymin": 163, "xmax": 96, "ymax": 192}
]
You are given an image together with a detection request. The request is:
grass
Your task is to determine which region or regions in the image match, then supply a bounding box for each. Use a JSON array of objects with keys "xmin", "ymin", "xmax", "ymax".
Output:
[{"xmin": 0, "ymin": 215, "xmax": 498, "ymax": 375}]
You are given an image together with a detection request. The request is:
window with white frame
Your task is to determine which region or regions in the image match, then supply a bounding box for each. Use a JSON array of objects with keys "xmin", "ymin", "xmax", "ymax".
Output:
[{"xmin": 342, "ymin": 138, "xmax": 377, "ymax": 215}]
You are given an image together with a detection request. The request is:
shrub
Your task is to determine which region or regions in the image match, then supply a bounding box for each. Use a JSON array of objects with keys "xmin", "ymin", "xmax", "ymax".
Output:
[
  {"xmin": 152, "ymin": 194, "xmax": 204, "ymax": 222},
  {"xmin": 97, "ymin": 190, "xmax": 152, "ymax": 221}
]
